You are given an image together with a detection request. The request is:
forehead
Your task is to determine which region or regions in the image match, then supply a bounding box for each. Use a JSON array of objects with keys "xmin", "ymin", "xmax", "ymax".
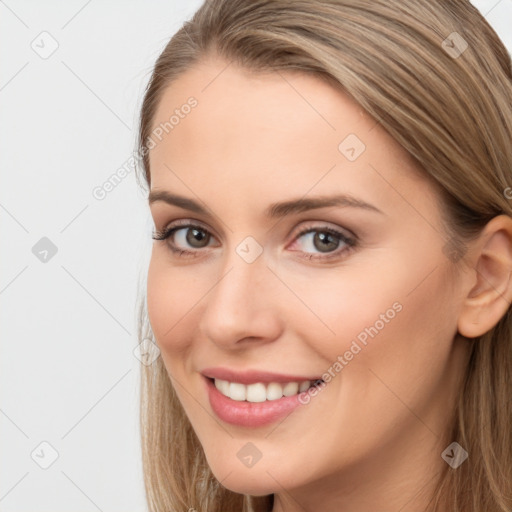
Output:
[
  {"xmin": 150, "ymin": 57, "xmax": 373, "ymax": 144},
  {"xmin": 147, "ymin": 56, "xmax": 435, "ymax": 216}
]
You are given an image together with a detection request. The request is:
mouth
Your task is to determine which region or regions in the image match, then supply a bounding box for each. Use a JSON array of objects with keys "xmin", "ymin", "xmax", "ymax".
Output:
[
  {"xmin": 208, "ymin": 377, "xmax": 324, "ymax": 403},
  {"xmin": 203, "ymin": 376, "xmax": 325, "ymax": 427}
]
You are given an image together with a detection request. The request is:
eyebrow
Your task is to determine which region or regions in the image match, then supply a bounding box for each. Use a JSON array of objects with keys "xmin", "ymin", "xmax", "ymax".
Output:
[{"xmin": 148, "ymin": 190, "xmax": 384, "ymax": 218}]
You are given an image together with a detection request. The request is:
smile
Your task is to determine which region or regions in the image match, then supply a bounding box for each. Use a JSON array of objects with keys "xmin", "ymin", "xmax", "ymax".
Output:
[
  {"xmin": 202, "ymin": 372, "xmax": 325, "ymax": 427},
  {"xmin": 213, "ymin": 378, "xmax": 318, "ymax": 402}
]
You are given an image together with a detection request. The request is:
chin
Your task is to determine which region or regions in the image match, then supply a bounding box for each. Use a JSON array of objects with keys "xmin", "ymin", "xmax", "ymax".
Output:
[
  {"xmin": 206, "ymin": 457, "xmax": 286, "ymax": 496},
  {"xmin": 217, "ymin": 475, "xmax": 277, "ymax": 497}
]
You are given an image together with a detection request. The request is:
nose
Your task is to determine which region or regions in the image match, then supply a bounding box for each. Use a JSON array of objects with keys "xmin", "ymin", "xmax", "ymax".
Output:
[{"xmin": 197, "ymin": 248, "xmax": 283, "ymax": 349}]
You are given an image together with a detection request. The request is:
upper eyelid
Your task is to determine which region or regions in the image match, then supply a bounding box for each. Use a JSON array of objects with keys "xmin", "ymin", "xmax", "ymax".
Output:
[{"xmin": 294, "ymin": 223, "xmax": 354, "ymax": 238}]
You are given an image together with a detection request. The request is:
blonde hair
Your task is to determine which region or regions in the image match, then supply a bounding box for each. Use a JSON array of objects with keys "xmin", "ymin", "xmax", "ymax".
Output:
[{"xmin": 135, "ymin": 1, "xmax": 512, "ymax": 510}]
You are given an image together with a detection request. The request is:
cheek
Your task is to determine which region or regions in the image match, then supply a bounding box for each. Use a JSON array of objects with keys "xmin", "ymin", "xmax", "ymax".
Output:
[
  {"xmin": 314, "ymin": 250, "xmax": 453, "ymax": 344},
  {"xmin": 280, "ymin": 263, "xmax": 407, "ymax": 362},
  {"xmin": 146, "ymin": 249, "xmax": 220, "ymax": 378},
  {"xmin": 146, "ymin": 253, "xmax": 169, "ymax": 342},
  {"xmin": 146, "ymin": 251, "xmax": 195, "ymax": 355},
  {"xmin": 292, "ymin": 257, "xmax": 458, "ymax": 398}
]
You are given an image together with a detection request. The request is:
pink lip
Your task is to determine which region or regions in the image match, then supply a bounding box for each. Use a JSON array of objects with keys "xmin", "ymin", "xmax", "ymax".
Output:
[
  {"xmin": 204, "ymin": 376, "xmax": 307, "ymax": 427},
  {"xmin": 201, "ymin": 366, "xmax": 322, "ymax": 385}
]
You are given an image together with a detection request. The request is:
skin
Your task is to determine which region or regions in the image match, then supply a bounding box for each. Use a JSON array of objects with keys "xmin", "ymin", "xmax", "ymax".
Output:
[{"xmin": 146, "ymin": 55, "xmax": 512, "ymax": 512}]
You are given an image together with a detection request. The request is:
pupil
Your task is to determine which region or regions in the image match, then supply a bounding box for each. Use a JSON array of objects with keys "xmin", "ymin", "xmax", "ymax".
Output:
[
  {"xmin": 187, "ymin": 228, "xmax": 209, "ymax": 248},
  {"xmin": 314, "ymin": 232, "xmax": 339, "ymax": 252}
]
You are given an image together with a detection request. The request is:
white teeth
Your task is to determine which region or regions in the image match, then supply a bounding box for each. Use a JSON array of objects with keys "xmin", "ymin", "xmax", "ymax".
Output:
[
  {"xmin": 246, "ymin": 383, "xmax": 267, "ymax": 402},
  {"xmin": 282, "ymin": 382, "xmax": 299, "ymax": 396},
  {"xmin": 266, "ymin": 382, "xmax": 284, "ymax": 401},
  {"xmin": 214, "ymin": 378, "xmax": 230, "ymax": 396},
  {"xmin": 229, "ymin": 382, "xmax": 246, "ymax": 401},
  {"xmin": 214, "ymin": 378, "xmax": 315, "ymax": 403}
]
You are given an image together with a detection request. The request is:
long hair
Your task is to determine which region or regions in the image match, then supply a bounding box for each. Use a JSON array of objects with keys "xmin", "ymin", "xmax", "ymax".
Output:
[{"xmin": 135, "ymin": 1, "xmax": 512, "ymax": 510}]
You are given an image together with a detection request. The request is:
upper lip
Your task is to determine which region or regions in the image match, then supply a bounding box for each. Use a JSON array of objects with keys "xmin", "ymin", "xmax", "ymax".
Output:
[{"xmin": 201, "ymin": 367, "xmax": 323, "ymax": 385}]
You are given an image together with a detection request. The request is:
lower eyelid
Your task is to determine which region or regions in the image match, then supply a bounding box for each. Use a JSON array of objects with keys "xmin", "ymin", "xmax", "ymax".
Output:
[{"xmin": 294, "ymin": 244, "xmax": 355, "ymax": 261}]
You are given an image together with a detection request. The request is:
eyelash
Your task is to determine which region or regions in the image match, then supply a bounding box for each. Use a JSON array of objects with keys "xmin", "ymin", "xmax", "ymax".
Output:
[{"xmin": 151, "ymin": 220, "xmax": 357, "ymax": 261}]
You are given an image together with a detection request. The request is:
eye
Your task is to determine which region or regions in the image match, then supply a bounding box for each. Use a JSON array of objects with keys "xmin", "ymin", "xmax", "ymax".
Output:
[
  {"xmin": 152, "ymin": 221, "xmax": 217, "ymax": 257},
  {"xmin": 152, "ymin": 220, "xmax": 357, "ymax": 261},
  {"xmin": 288, "ymin": 225, "xmax": 356, "ymax": 260}
]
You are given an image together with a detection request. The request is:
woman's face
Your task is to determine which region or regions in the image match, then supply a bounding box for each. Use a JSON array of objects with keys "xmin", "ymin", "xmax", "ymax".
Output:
[{"xmin": 146, "ymin": 56, "xmax": 471, "ymax": 503}]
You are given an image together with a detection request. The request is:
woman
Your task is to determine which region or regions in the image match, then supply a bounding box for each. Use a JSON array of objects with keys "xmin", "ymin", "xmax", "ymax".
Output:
[{"xmin": 135, "ymin": 1, "xmax": 512, "ymax": 510}]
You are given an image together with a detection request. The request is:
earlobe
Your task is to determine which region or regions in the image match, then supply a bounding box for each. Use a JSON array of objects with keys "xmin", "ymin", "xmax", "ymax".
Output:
[{"xmin": 457, "ymin": 215, "xmax": 512, "ymax": 339}]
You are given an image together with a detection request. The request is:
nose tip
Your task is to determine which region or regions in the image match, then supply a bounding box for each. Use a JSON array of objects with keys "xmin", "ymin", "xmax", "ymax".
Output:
[{"xmin": 198, "ymin": 256, "xmax": 283, "ymax": 349}]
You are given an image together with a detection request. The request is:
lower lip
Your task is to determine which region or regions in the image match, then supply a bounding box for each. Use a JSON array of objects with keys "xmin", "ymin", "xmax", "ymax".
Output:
[{"xmin": 205, "ymin": 377, "xmax": 307, "ymax": 427}]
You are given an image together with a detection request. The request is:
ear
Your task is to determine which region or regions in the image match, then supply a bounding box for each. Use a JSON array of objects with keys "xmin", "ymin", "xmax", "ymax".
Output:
[{"xmin": 457, "ymin": 215, "xmax": 512, "ymax": 339}]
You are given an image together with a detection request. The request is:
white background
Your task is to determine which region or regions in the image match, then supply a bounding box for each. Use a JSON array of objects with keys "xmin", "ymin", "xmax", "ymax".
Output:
[{"xmin": 1, "ymin": 1, "xmax": 511, "ymax": 511}]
